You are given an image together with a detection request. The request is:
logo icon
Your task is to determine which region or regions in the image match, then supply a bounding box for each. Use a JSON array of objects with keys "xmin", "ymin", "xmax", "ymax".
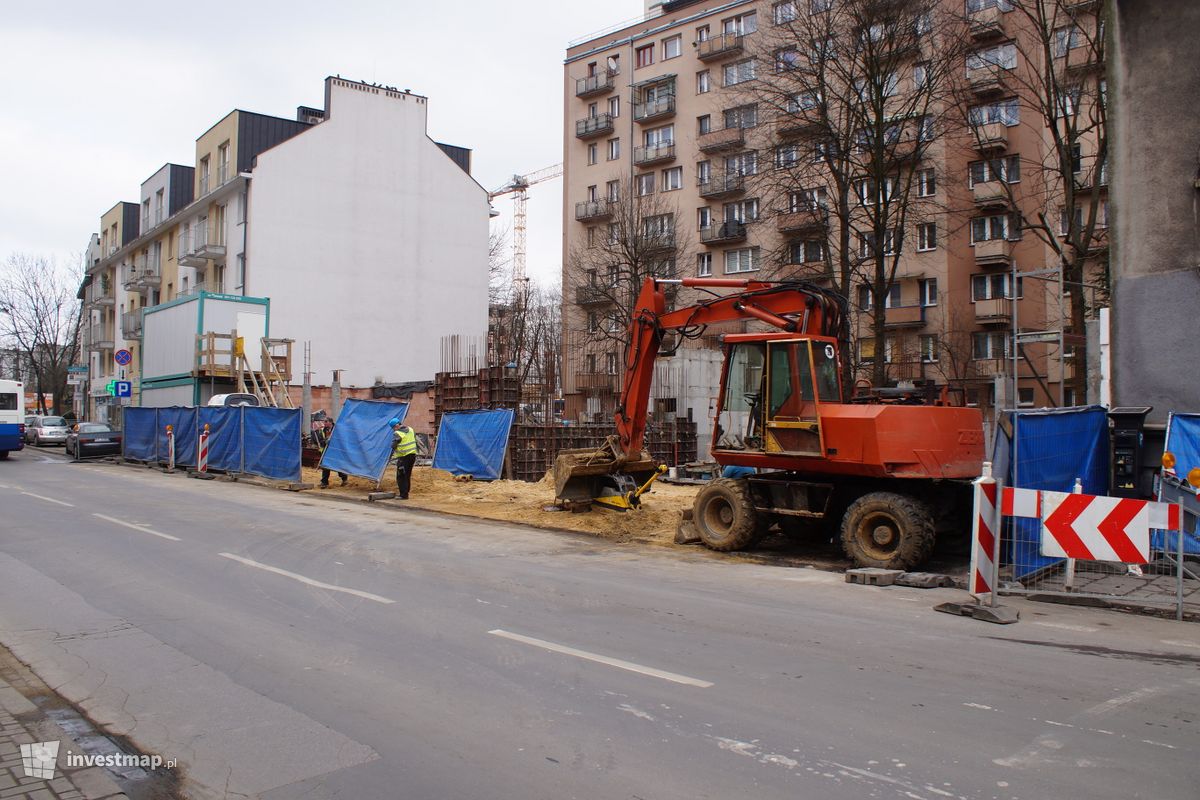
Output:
[{"xmin": 19, "ymin": 741, "xmax": 60, "ymax": 779}]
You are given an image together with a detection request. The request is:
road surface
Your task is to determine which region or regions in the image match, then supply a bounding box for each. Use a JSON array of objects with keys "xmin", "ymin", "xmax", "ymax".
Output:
[{"xmin": 0, "ymin": 448, "xmax": 1197, "ymax": 799}]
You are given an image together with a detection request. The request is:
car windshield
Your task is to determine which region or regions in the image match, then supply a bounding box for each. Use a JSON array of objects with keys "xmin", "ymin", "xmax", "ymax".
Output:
[
  {"xmin": 42, "ymin": 417, "xmax": 66, "ymax": 426},
  {"xmin": 78, "ymin": 423, "xmax": 111, "ymax": 433}
]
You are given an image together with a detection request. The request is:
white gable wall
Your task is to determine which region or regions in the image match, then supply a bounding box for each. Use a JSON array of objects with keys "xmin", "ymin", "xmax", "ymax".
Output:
[{"xmin": 245, "ymin": 79, "xmax": 489, "ymax": 387}]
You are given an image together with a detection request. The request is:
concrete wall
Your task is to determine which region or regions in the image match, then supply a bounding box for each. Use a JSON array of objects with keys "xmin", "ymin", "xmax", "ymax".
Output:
[
  {"xmin": 245, "ymin": 78, "xmax": 490, "ymax": 388},
  {"xmin": 1109, "ymin": 0, "xmax": 1200, "ymax": 422}
]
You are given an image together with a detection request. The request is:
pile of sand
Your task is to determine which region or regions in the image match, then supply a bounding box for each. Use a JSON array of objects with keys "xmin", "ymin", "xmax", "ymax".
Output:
[{"xmin": 300, "ymin": 465, "xmax": 698, "ymax": 545}]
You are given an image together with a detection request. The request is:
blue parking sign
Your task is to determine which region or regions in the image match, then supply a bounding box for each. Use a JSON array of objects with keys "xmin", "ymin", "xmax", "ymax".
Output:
[{"xmin": 114, "ymin": 381, "xmax": 132, "ymax": 398}]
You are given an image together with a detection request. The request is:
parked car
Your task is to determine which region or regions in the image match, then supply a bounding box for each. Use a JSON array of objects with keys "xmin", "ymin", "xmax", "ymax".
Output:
[
  {"xmin": 208, "ymin": 393, "xmax": 260, "ymax": 407},
  {"xmin": 66, "ymin": 423, "xmax": 123, "ymax": 459},
  {"xmin": 26, "ymin": 415, "xmax": 70, "ymax": 446}
]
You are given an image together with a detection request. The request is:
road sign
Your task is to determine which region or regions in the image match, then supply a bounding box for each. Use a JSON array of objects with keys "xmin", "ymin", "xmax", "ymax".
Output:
[
  {"xmin": 67, "ymin": 365, "xmax": 88, "ymax": 373},
  {"xmin": 1015, "ymin": 330, "xmax": 1060, "ymax": 344},
  {"xmin": 114, "ymin": 381, "xmax": 132, "ymax": 398},
  {"xmin": 115, "ymin": 349, "xmax": 132, "ymax": 366},
  {"xmin": 67, "ymin": 373, "xmax": 86, "ymax": 386}
]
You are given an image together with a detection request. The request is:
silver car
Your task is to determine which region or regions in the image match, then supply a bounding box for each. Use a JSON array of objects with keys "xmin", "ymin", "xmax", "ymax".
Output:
[{"xmin": 26, "ymin": 415, "xmax": 70, "ymax": 446}]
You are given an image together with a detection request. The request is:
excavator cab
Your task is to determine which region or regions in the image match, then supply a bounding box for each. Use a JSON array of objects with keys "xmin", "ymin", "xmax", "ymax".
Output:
[{"xmin": 715, "ymin": 335, "xmax": 841, "ymax": 458}]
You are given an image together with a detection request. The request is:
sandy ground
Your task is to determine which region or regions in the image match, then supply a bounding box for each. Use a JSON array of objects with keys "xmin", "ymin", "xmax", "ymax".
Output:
[{"xmin": 301, "ymin": 465, "xmax": 699, "ymax": 546}]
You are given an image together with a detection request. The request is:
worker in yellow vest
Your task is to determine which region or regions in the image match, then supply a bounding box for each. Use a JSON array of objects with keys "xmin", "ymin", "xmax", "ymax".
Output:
[{"xmin": 390, "ymin": 418, "xmax": 418, "ymax": 499}]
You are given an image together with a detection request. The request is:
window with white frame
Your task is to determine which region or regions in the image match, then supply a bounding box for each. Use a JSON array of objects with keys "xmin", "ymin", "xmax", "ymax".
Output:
[
  {"xmin": 605, "ymin": 352, "xmax": 618, "ymax": 374},
  {"xmin": 663, "ymin": 35, "xmax": 682, "ymax": 60},
  {"xmin": 967, "ymin": 42, "xmax": 1017, "ymax": 71},
  {"xmin": 857, "ymin": 283, "xmax": 901, "ymax": 309},
  {"xmin": 913, "ymin": 62, "xmax": 929, "ymax": 91},
  {"xmin": 968, "ymin": 154, "xmax": 1020, "ymax": 185},
  {"xmin": 725, "ymin": 247, "xmax": 760, "ymax": 273},
  {"xmin": 607, "ymin": 138, "xmax": 620, "ymax": 160},
  {"xmin": 787, "ymin": 91, "xmax": 820, "ymax": 112},
  {"xmin": 606, "ymin": 180, "xmax": 620, "ymax": 201},
  {"xmin": 789, "ymin": 240, "xmax": 824, "ymax": 263},
  {"xmin": 723, "ymin": 104, "xmax": 758, "ymax": 129},
  {"xmin": 914, "ymin": 10, "xmax": 932, "ymax": 36},
  {"xmin": 1059, "ymin": 205, "xmax": 1083, "ymax": 236},
  {"xmin": 697, "ymin": 207, "xmax": 712, "ymax": 229},
  {"xmin": 972, "ymin": 331, "xmax": 1009, "ymax": 360},
  {"xmin": 774, "ymin": 1, "xmax": 798, "ymax": 23},
  {"xmin": 971, "ymin": 272, "xmax": 1022, "ymax": 300},
  {"xmin": 1055, "ymin": 85, "xmax": 1081, "ymax": 118},
  {"xmin": 919, "ymin": 277, "xmax": 938, "ymax": 306},
  {"xmin": 645, "ymin": 124, "xmax": 674, "ymax": 147},
  {"xmin": 858, "ymin": 229, "xmax": 898, "ymax": 257},
  {"xmin": 917, "ymin": 115, "xmax": 935, "ymax": 142},
  {"xmin": 919, "ymin": 334, "xmax": 938, "ymax": 363},
  {"xmin": 662, "ymin": 166, "xmax": 683, "ymax": 191},
  {"xmin": 723, "ymin": 12, "xmax": 757, "ymax": 36},
  {"xmin": 1054, "ymin": 25, "xmax": 1082, "ymax": 57},
  {"xmin": 607, "ymin": 223, "xmax": 619, "ymax": 244},
  {"xmin": 917, "ymin": 168, "xmax": 936, "ymax": 197},
  {"xmin": 968, "ymin": 98, "xmax": 1020, "ymax": 127},
  {"xmin": 775, "ymin": 48, "xmax": 801, "ymax": 72},
  {"xmin": 790, "ymin": 186, "xmax": 828, "ymax": 211},
  {"xmin": 776, "ymin": 144, "xmax": 800, "ymax": 168},
  {"xmin": 859, "ymin": 336, "xmax": 895, "ymax": 363},
  {"xmin": 697, "ymin": 70, "xmax": 711, "ymax": 94},
  {"xmin": 587, "ymin": 143, "xmax": 598, "ymax": 165},
  {"xmin": 696, "ymin": 25, "xmax": 710, "ymax": 42},
  {"xmin": 698, "ymin": 114, "xmax": 712, "ymax": 135},
  {"xmin": 697, "ymin": 160, "xmax": 712, "ymax": 183},
  {"xmin": 586, "ymin": 184, "xmax": 598, "ymax": 202},
  {"xmin": 810, "ymin": 0, "xmax": 833, "ymax": 13},
  {"xmin": 636, "ymin": 173, "xmax": 655, "ymax": 196},
  {"xmin": 968, "ymin": 0, "xmax": 1013, "ymax": 11},
  {"xmin": 725, "ymin": 151, "xmax": 758, "ymax": 176},
  {"xmin": 643, "ymin": 213, "xmax": 674, "ymax": 237},
  {"xmin": 697, "ymin": 252, "xmax": 713, "ymax": 277},
  {"xmin": 917, "ymin": 223, "xmax": 937, "ymax": 252},
  {"xmin": 970, "ymin": 213, "xmax": 1017, "ymax": 242},
  {"xmin": 854, "ymin": 176, "xmax": 898, "ymax": 205},
  {"xmin": 723, "ymin": 198, "xmax": 759, "ymax": 222},
  {"xmin": 723, "ymin": 58, "xmax": 757, "ymax": 86},
  {"xmin": 609, "ymin": 96, "xmax": 620, "ymax": 117}
]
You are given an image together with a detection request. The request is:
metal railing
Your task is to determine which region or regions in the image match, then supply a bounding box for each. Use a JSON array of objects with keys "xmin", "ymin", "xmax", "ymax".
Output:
[
  {"xmin": 576, "ymin": 113, "xmax": 615, "ymax": 138},
  {"xmin": 576, "ymin": 71, "xmax": 616, "ymax": 97},
  {"xmin": 700, "ymin": 221, "xmax": 748, "ymax": 244},
  {"xmin": 633, "ymin": 95, "xmax": 676, "ymax": 122},
  {"xmin": 575, "ymin": 200, "xmax": 614, "ymax": 221},
  {"xmin": 697, "ymin": 33, "xmax": 744, "ymax": 61},
  {"xmin": 633, "ymin": 142, "xmax": 676, "ymax": 165}
]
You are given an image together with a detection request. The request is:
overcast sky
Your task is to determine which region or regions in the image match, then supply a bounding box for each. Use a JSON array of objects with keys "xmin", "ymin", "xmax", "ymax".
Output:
[{"xmin": 0, "ymin": 0, "xmax": 645, "ymax": 288}]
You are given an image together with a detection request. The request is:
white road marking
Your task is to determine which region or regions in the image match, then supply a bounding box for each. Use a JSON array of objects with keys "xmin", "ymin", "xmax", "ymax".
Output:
[
  {"xmin": 962, "ymin": 702, "xmax": 993, "ymax": 710},
  {"xmin": 1032, "ymin": 621, "xmax": 1099, "ymax": 633},
  {"xmin": 1161, "ymin": 639, "xmax": 1200, "ymax": 650},
  {"xmin": 20, "ymin": 492, "xmax": 73, "ymax": 507},
  {"xmin": 488, "ymin": 629, "xmax": 713, "ymax": 688},
  {"xmin": 218, "ymin": 553, "xmax": 396, "ymax": 604},
  {"xmin": 93, "ymin": 513, "xmax": 181, "ymax": 542}
]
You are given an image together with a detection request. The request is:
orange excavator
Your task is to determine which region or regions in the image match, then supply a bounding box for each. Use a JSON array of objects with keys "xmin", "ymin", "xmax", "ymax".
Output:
[{"xmin": 554, "ymin": 277, "xmax": 985, "ymax": 569}]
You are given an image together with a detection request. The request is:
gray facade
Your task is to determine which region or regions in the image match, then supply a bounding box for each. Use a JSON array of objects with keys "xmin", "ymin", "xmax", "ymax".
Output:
[{"xmin": 1109, "ymin": 0, "xmax": 1200, "ymax": 422}]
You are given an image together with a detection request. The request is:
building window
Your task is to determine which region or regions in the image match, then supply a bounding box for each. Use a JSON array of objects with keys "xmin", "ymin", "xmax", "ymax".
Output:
[
  {"xmin": 1054, "ymin": 24, "xmax": 1082, "ymax": 57},
  {"xmin": 723, "ymin": 104, "xmax": 758, "ymax": 129},
  {"xmin": 662, "ymin": 167, "xmax": 683, "ymax": 191},
  {"xmin": 607, "ymin": 223, "xmax": 619, "ymax": 244},
  {"xmin": 857, "ymin": 283, "xmax": 901, "ymax": 310},
  {"xmin": 605, "ymin": 353, "xmax": 618, "ymax": 374},
  {"xmin": 854, "ymin": 176, "xmax": 898, "ymax": 205},
  {"xmin": 917, "ymin": 168, "xmax": 936, "ymax": 197},
  {"xmin": 723, "ymin": 198, "xmax": 759, "ymax": 222},
  {"xmin": 917, "ymin": 223, "xmax": 937, "ymax": 252},
  {"xmin": 968, "ymin": 98, "xmax": 1020, "ymax": 127},
  {"xmin": 726, "ymin": 151, "xmax": 758, "ymax": 176},
  {"xmin": 199, "ymin": 156, "xmax": 211, "ymax": 195},
  {"xmin": 972, "ymin": 273, "xmax": 1022, "ymax": 300},
  {"xmin": 724, "ymin": 247, "xmax": 760, "ymax": 274},
  {"xmin": 697, "ymin": 70, "xmax": 710, "ymax": 94},
  {"xmin": 606, "ymin": 180, "xmax": 620, "ymax": 201},
  {"xmin": 607, "ymin": 138, "xmax": 620, "ymax": 160},
  {"xmin": 722, "ymin": 12, "xmax": 757, "ymax": 36},
  {"xmin": 790, "ymin": 240, "xmax": 824, "ymax": 263},
  {"xmin": 642, "ymin": 213, "xmax": 674, "ymax": 237},
  {"xmin": 663, "ymin": 35, "xmax": 682, "ymax": 60},
  {"xmin": 919, "ymin": 334, "xmax": 938, "ymax": 363},
  {"xmin": 912, "ymin": 62, "xmax": 929, "ymax": 91},
  {"xmin": 775, "ymin": 47, "xmax": 801, "ymax": 72},
  {"xmin": 698, "ymin": 207, "xmax": 712, "ymax": 229},
  {"xmin": 1018, "ymin": 387, "xmax": 1035, "ymax": 407},
  {"xmin": 608, "ymin": 96, "xmax": 620, "ymax": 117},
  {"xmin": 919, "ymin": 277, "xmax": 938, "ymax": 306},
  {"xmin": 217, "ymin": 141, "xmax": 231, "ymax": 183},
  {"xmin": 968, "ymin": 42, "xmax": 1017, "ymax": 71},
  {"xmin": 587, "ymin": 227, "xmax": 597, "ymax": 247},
  {"xmin": 973, "ymin": 331, "xmax": 1010, "ymax": 360},
  {"xmin": 636, "ymin": 44, "xmax": 655, "ymax": 68},
  {"xmin": 697, "ymin": 160, "xmax": 712, "ymax": 183},
  {"xmin": 636, "ymin": 173, "xmax": 655, "ymax": 196},
  {"xmin": 968, "ymin": 155, "xmax": 1020, "ymax": 185},
  {"xmin": 587, "ymin": 143, "xmax": 598, "ymax": 165},
  {"xmin": 1059, "ymin": 205, "xmax": 1084, "ymax": 236},
  {"xmin": 587, "ymin": 312, "xmax": 599, "ymax": 332},
  {"xmin": 723, "ymin": 58, "xmax": 757, "ymax": 86},
  {"xmin": 697, "ymin": 252, "xmax": 713, "ymax": 277},
  {"xmin": 859, "ymin": 336, "xmax": 895, "ymax": 364},
  {"xmin": 776, "ymin": 144, "xmax": 800, "ymax": 169},
  {"xmin": 970, "ymin": 213, "xmax": 1018, "ymax": 243},
  {"xmin": 858, "ymin": 229, "xmax": 898, "ymax": 257},
  {"xmin": 697, "ymin": 114, "xmax": 712, "ymax": 135},
  {"xmin": 810, "ymin": 0, "xmax": 833, "ymax": 13},
  {"xmin": 696, "ymin": 24, "xmax": 710, "ymax": 42},
  {"xmin": 773, "ymin": 1, "xmax": 798, "ymax": 24}
]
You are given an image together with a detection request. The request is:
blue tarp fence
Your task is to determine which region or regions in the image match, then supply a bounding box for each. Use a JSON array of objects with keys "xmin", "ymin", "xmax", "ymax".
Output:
[
  {"xmin": 1159, "ymin": 412, "xmax": 1200, "ymax": 554},
  {"xmin": 432, "ymin": 408, "xmax": 515, "ymax": 481},
  {"xmin": 319, "ymin": 399, "xmax": 408, "ymax": 482},
  {"xmin": 992, "ymin": 406, "xmax": 1110, "ymax": 580},
  {"xmin": 122, "ymin": 406, "xmax": 302, "ymax": 482}
]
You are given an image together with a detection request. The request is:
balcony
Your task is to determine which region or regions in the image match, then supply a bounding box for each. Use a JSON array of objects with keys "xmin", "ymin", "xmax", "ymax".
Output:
[
  {"xmin": 700, "ymin": 221, "xmax": 748, "ymax": 246},
  {"xmin": 968, "ymin": 5, "xmax": 1004, "ymax": 40},
  {"xmin": 697, "ymin": 33, "xmax": 744, "ymax": 62},
  {"xmin": 974, "ymin": 297, "xmax": 1013, "ymax": 324},
  {"xmin": 633, "ymin": 142, "xmax": 676, "ymax": 166},
  {"xmin": 698, "ymin": 172, "xmax": 745, "ymax": 199},
  {"xmin": 780, "ymin": 261, "xmax": 834, "ymax": 283},
  {"xmin": 199, "ymin": 174, "xmax": 211, "ymax": 196},
  {"xmin": 777, "ymin": 207, "xmax": 826, "ymax": 234},
  {"xmin": 89, "ymin": 324, "xmax": 114, "ymax": 351},
  {"xmin": 575, "ymin": 112, "xmax": 614, "ymax": 139},
  {"xmin": 633, "ymin": 95, "xmax": 676, "ymax": 123},
  {"xmin": 971, "ymin": 181, "xmax": 1010, "ymax": 209},
  {"xmin": 576, "ymin": 71, "xmax": 615, "ymax": 98},
  {"xmin": 195, "ymin": 231, "xmax": 226, "ymax": 260},
  {"xmin": 123, "ymin": 261, "xmax": 162, "ymax": 292},
  {"xmin": 697, "ymin": 126, "xmax": 745, "ymax": 154},
  {"xmin": 972, "ymin": 121, "xmax": 1008, "ymax": 153},
  {"xmin": 575, "ymin": 200, "xmax": 614, "ymax": 222},
  {"xmin": 776, "ymin": 113, "xmax": 822, "ymax": 139},
  {"xmin": 884, "ymin": 304, "xmax": 926, "ymax": 329},
  {"xmin": 121, "ymin": 309, "xmax": 143, "ymax": 338},
  {"xmin": 89, "ymin": 282, "xmax": 115, "ymax": 307},
  {"xmin": 638, "ymin": 231, "xmax": 676, "ymax": 253},
  {"xmin": 217, "ymin": 162, "xmax": 232, "ymax": 186},
  {"xmin": 973, "ymin": 358, "xmax": 1009, "ymax": 378},
  {"xmin": 575, "ymin": 284, "xmax": 614, "ymax": 306},
  {"xmin": 575, "ymin": 371, "xmax": 620, "ymax": 392},
  {"xmin": 974, "ymin": 238, "xmax": 1013, "ymax": 267},
  {"xmin": 967, "ymin": 67, "xmax": 1006, "ymax": 96}
]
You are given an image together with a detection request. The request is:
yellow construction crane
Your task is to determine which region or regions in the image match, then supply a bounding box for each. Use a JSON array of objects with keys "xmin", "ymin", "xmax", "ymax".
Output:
[{"xmin": 489, "ymin": 163, "xmax": 563, "ymax": 289}]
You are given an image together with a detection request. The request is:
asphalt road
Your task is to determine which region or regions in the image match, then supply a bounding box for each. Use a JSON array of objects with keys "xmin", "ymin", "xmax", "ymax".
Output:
[{"xmin": 0, "ymin": 447, "xmax": 1197, "ymax": 800}]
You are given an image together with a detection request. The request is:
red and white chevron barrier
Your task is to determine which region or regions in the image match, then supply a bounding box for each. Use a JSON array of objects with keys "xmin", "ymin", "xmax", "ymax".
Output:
[
  {"xmin": 968, "ymin": 463, "xmax": 1001, "ymax": 599},
  {"xmin": 198, "ymin": 423, "xmax": 210, "ymax": 473},
  {"xmin": 1002, "ymin": 486, "xmax": 1181, "ymax": 564}
]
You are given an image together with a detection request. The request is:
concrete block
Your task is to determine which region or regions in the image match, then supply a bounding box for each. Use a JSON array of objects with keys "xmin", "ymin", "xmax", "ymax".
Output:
[
  {"xmin": 674, "ymin": 519, "xmax": 702, "ymax": 545},
  {"xmin": 287, "ymin": 482, "xmax": 314, "ymax": 492},
  {"xmin": 934, "ymin": 601, "xmax": 1020, "ymax": 624},
  {"xmin": 845, "ymin": 568, "xmax": 903, "ymax": 586},
  {"xmin": 367, "ymin": 491, "xmax": 396, "ymax": 502},
  {"xmin": 0, "ymin": 686, "xmax": 36, "ymax": 717},
  {"xmin": 895, "ymin": 572, "xmax": 955, "ymax": 589},
  {"xmin": 188, "ymin": 471, "xmax": 216, "ymax": 481}
]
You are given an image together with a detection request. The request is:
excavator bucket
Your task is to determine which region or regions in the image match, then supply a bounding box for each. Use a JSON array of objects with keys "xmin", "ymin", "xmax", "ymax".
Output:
[{"xmin": 553, "ymin": 436, "xmax": 660, "ymax": 507}]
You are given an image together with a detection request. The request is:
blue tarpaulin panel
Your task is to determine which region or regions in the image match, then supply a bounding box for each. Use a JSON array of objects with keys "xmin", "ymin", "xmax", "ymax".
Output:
[
  {"xmin": 994, "ymin": 406, "xmax": 1110, "ymax": 580},
  {"xmin": 198, "ymin": 407, "xmax": 243, "ymax": 473},
  {"xmin": 1158, "ymin": 412, "xmax": 1200, "ymax": 554},
  {"xmin": 319, "ymin": 399, "xmax": 408, "ymax": 481},
  {"xmin": 432, "ymin": 408, "xmax": 515, "ymax": 481},
  {"xmin": 158, "ymin": 407, "xmax": 199, "ymax": 467},
  {"xmin": 122, "ymin": 408, "xmax": 159, "ymax": 462},
  {"xmin": 243, "ymin": 407, "xmax": 302, "ymax": 482}
]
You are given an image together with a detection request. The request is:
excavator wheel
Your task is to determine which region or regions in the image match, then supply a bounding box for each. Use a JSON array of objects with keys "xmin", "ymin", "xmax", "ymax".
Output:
[
  {"xmin": 693, "ymin": 478, "xmax": 762, "ymax": 552},
  {"xmin": 839, "ymin": 492, "xmax": 936, "ymax": 570}
]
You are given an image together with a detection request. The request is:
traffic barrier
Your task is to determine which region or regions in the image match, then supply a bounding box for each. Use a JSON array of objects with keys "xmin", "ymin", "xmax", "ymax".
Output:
[
  {"xmin": 968, "ymin": 462, "xmax": 1001, "ymax": 600},
  {"xmin": 165, "ymin": 425, "xmax": 176, "ymax": 474},
  {"xmin": 198, "ymin": 424, "xmax": 210, "ymax": 473}
]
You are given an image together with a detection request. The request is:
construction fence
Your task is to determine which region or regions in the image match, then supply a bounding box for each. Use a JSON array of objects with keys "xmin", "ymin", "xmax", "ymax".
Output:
[{"xmin": 123, "ymin": 406, "xmax": 302, "ymax": 482}]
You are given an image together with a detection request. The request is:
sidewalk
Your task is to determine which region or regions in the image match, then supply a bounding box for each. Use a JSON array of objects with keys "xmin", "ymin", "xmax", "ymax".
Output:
[{"xmin": 0, "ymin": 656, "xmax": 128, "ymax": 800}]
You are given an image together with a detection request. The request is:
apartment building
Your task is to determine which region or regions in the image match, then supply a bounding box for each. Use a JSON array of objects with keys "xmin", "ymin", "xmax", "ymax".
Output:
[
  {"xmin": 561, "ymin": 0, "xmax": 1108, "ymax": 427},
  {"xmin": 79, "ymin": 76, "xmax": 489, "ymax": 421}
]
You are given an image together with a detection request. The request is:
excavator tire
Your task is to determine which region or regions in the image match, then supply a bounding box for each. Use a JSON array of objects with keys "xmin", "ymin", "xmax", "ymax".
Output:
[
  {"xmin": 693, "ymin": 478, "xmax": 761, "ymax": 552},
  {"xmin": 839, "ymin": 491, "xmax": 936, "ymax": 570}
]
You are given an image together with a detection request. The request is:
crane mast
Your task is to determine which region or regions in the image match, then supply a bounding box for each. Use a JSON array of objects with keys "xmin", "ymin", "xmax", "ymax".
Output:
[{"xmin": 488, "ymin": 163, "xmax": 563, "ymax": 291}]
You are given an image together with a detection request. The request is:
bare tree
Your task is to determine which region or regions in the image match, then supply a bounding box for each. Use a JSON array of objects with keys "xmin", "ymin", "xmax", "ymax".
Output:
[
  {"xmin": 0, "ymin": 254, "xmax": 83, "ymax": 415},
  {"xmin": 954, "ymin": 0, "xmax": 1108, "ymax": 402},
  {"xmin": 736, "ymin": 0, "xmax": 966, "ymax": 388},
  {"xmin": 488, "ymin": 223, "xmax": 512, "ymax": 306}
]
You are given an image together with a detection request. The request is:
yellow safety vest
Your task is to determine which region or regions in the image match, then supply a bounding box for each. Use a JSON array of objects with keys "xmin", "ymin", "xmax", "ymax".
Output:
[{"xmin": 393, "ymin": 427, "xmax": 417, "ymax": 458}]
